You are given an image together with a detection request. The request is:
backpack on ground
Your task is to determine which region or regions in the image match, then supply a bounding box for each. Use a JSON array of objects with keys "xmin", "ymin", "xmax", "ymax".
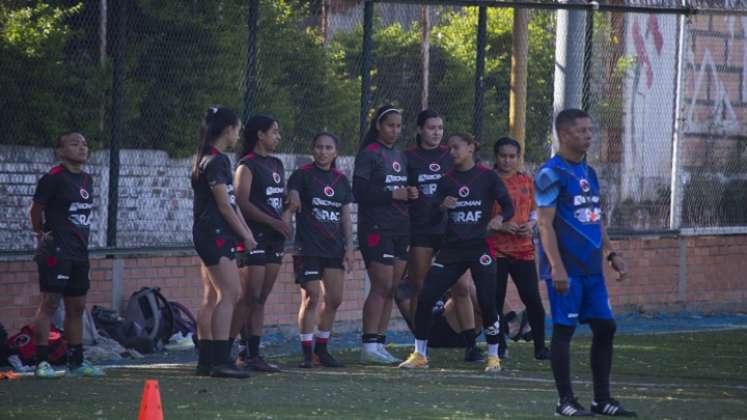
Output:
[
  {"xmin": 5, "ymin": 325, "xmax": 67, "ymax": 365},
  {"xmin": 125, "ymin": 287, "xmax": 174, "ymax": 347},
  {"xmin": 91, "ymin": 305, "xmax": 156, "ymax": 354},
  {"xmin": 169, "ymin": 301, "xmax": 197, "ymax": 337}
]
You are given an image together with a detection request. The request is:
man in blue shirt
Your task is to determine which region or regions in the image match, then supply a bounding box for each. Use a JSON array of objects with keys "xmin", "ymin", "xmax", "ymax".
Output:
[{"xmin": 536, "ymin": 109, "xmax": 636, "ymax": 417}]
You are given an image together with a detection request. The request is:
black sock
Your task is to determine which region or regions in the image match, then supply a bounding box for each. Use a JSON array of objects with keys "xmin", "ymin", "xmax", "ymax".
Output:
[
  {"xmin": 247, "ymin": 335, "xmax": 261, "ymax": 358},
  {"xmin": 460, "ymin": 329, "xmax": 477, "ymax": 348},
  {"xmin": 36, "ymin": 345, "xmax": 49, "ymax": 364},
  {"xmin": 375, "ymin": 334, "xmax": 386, "ymax": 344},
  {"xmin": 198, "ymin": 340, "xmax": 213, "ymax": 367},
  {"xmin": 301, "ymin": 341, "xmax": 313, "ymax": 360},
  {"xmin": 68, "ymin": 344, "xmax": 84, "ymax": 367},
  {"xmin": 551, "ymin": 324, "xmax": 576, "ymax": 401},
  {"xmin": 361, "ymin": 334, "xmax": 379, "ymax": 343},
  {"xmin": 314, "ymin": 337, "xmax": 329, "ymax": 353},
  {"xmin": 212, "ymin": 340, "xmax": 230, "ymax": 366},
  {"xmin": 589, "ymin": 319, "xmax": 616, "ymax": 402}
]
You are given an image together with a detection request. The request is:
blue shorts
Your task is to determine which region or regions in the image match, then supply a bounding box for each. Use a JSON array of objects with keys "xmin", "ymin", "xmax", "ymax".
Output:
[{"xmin": 544, "ymin": 274, "xmax": 613, "ymax": 326}]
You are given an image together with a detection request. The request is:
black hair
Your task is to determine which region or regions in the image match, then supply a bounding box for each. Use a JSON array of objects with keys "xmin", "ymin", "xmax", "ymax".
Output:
[
  {"xmin": 415, "ymin": 109, "xmax": 442, "ymax": 147},
  {"xmin": 312, "ymin": 131, "xmax": 339, "ymax": 169},
  {"xmin": 555, "ymin": 108, "xmax": 591, "ymax": 133},
  {"xmin": 54, "ymin": 132, "xmax": 82, "ymax": 148},
  {"xmin": 238, "ymin": 114, "xmax": 277, "ymax": 159},
  {"xmin": 191, "ymin": 107, "xmax": 240, "ymax": 186},
  {"xmin": 360, "ymin": 104, "xmax": 401, "ymax": 151},
  {"xmin": 493, "ymin": 136, "xmax": 521, "ymax": 156}
]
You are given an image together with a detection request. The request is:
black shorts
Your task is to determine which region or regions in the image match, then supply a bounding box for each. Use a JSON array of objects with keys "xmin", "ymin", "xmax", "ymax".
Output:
[
  {"xmin": 358, "ymin": 230, "xmax": 409, "ymax": 268},
  {"xmin": 193, "ymin": 227, "xmax": 237, "ymax": 267},
  {"xmin": 238, "ymin": 239, "xmax": 285, "ymax": 267},
  {"xmin": 410, "ymin": 233, "xmax": 443, "ymax": 251},
  {"xmin": 37, "ymin": 257, "xmax": 90, "ymax": 297},
  {"xmin": 293, "ymin": 256, "xmax": 344, "ymax": 284},
  {"xmin": 428, "ymin": 315, "xmax": 463, "ymax": 348}
]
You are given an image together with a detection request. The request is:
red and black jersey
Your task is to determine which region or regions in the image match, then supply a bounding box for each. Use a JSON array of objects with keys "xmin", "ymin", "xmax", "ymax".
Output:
[
  {"xmin": 237, "ymin": 152, "xmax": 286, "ymax": 243},
  {"xmin": 433, "ymin": 164, "xmax": 514, "ymax": 249},
  {"xmin": 33, "ymin": 165, "xmax": 94, "ymax": 260},
  {"xmin": 287, "ymin": 163, "xmax": 353, "ymax": 258},
  {"xmin": 353, "ymin": 142, "xmax": 409, "ymax": 234},
  {"xmin": 405, "ymin": 144, "xmax": 453, "ymax": 235},
  {"xmin": 192, "ymin": 148, "xmax": 238, "ymax": 236}
]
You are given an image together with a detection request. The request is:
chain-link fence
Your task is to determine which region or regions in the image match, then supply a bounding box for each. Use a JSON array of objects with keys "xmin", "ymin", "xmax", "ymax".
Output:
[{"xmin": 1, "ymin": 0, "xmax": 745, "ymax": 253}]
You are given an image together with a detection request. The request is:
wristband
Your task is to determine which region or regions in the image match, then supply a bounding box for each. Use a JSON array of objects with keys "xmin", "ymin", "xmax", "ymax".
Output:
[{"xmin": 606, "ymin": 252, "xmax": 619, "ymax": 262}]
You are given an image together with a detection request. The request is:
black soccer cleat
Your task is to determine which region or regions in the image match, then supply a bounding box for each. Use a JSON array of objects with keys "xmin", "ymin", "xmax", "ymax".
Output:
[
  {"xmin": 464, "ymin": 346, "xmax": 486, "ymax": 362},
  {"xmin": 314, "ymin": 349, "xmax": 345, "ymax": 368},
  {"xmin": 555, "ymin": 397, "xmax": 594, "ymax": 417},
  {"xmin": 210, "ymin": 363, "xmax": 251, "ymax": 379},
  {"xmin": 246, "ymin": 355, "xmax": 281, "ymax": 373},
  {"xmin": 298, "ymin": 357, "xmax": 314, "ymax": 369},
  {"xmin": 591, "ymin": 399, "xmax": 637, "ymax": 417}
]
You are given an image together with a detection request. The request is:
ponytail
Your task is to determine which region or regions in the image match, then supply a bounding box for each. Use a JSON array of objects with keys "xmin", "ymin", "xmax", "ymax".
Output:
[
  {"xmin": 191, "ymin": 107, "xmax": 239, "ymax": 187},
  {"xmin": 360, "ymin": 104, "xmax": 401, "ymax": 151}
]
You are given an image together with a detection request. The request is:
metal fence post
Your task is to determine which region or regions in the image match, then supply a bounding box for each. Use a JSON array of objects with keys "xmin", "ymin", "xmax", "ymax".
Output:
[
  {"xmin": 359, "ymin": 0, "xmax": 374, "ymax": 143},
  {"xmin": 473, "ymin": 6, "xmax": 487, "ymax": 141},
  {"xmin": 107, "ymin": 0, "xmax": 127, "ymax": 248},
  {"xmin": 669, "ymin": 6, "xmax": 688, "ymax": 231},
  {"xmin": 244, "ymin": 0, "xmax": 259, "ymax": 124}
]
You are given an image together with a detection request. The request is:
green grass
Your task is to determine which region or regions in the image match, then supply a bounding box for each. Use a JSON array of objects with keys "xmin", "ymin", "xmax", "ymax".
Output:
[{"xmin": 2, "ymin": 330, "xmax": 746, "ymax": 419}]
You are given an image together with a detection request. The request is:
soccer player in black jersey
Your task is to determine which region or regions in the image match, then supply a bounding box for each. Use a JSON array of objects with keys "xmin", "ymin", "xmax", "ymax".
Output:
[
  {"xmin": 354, "ymin": 105, "xmax": 418, "ymax": 364},
  {"xmin": 191, "ymin": 107, "xmax": 255, "ymax": 379},
  {"xmin": 287, "ymin": 132, "xmax": 354, "ymax": 368},
  {"xmin": 399, "ymin": 133, "xmax": 513, "ymax": 372},
  {"xmin": 30, "ymin": 132, "xmax": 102, "ymax": 378},
  {"xmin": 233, "ymin": 115, "xmax": 292, "ymax": 372}
]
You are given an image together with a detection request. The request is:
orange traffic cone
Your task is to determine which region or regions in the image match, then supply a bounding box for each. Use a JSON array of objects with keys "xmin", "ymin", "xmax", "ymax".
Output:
[{"xmin": 137, "ymin": 379, "xmax": 164, "ymax": 420}]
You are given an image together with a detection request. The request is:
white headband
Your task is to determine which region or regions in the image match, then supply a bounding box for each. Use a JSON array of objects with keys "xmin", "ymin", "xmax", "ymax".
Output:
[{"xmin": 376, "ymin": 108, "xmax": 401, "ymax": 124}]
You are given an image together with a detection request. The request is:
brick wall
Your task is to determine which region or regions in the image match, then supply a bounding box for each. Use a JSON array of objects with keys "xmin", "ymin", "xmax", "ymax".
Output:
[{"xmin": 1, "ymin": 236, "xmax": 745, "ymax": 333}]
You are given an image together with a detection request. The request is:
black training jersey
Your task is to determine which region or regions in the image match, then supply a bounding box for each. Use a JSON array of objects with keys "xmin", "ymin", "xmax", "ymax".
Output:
[
  {"xmin": 33, "ymin": 165, "xmax": 94, "ymax": 260},
  {"xmin": 433, "ymin": 164, "xmax": 514, "ymax": 249},
  {"xmin": 237, "ymin": 152, "xmax": 286, "ymax": 243},
  {"xmin": 287, "ymin": 163, "xmax": 353, "ymax": 258},
  {"xmin": 353, "ymin": 142, "xmax": 409, "ymax": 234},
  {"xmin": 405, "ymin": 144, "xmax": 453, "ymax": 235},
  {"xmin": 192, "ymin": 148, "xmax": 238, "ymax": 236}
]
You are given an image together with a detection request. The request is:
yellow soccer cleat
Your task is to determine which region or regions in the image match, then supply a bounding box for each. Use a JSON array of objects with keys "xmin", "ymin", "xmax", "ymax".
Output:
[
  {"xmin": 484, "ymin": 355, "xmax": 502, "ymax": 373},
  {"xmin": 398, "ymin": 352, "xmax": 429, "ymax": 369}
]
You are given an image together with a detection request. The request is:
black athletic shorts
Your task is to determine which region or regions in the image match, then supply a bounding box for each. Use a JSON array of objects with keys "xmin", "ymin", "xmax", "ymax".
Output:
[
  {"xmin": 238, "ymin": 239, "xmax": 285, "ymax": 267},
  {"xmin": 428, "ymin": 315, "xmax": 463, "ymax": 348},
  {"xmin": 293, "ymin": 256, "xmax": 344, "ymax": 284},
  {"xmin": 358, "ymin": 229, "xmax": 409, "ymax": 268},
  {"xmin": 193, "ymin": 226, "xmax": 237, "ymax": 267},
  {"xmin": 37, "ymin": 257, "xmax": 90, "ymax": 297},
  {"xmin": 410, "ymin": 233, "xmax": 443, "ymax": 251}
]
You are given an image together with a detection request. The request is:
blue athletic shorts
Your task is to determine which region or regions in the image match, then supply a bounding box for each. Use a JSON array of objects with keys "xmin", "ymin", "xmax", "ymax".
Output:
[{"xmin": 544, "ymin": 274, "xmax": 613, "ymax": 326}]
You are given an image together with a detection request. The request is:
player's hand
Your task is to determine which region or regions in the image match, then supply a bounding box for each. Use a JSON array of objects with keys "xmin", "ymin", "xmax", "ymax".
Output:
[
  {"xmin": 609, "ymin": 254, "xmax": 628, "ymax": 281},
  {"xmin": 35, "ymin": 231, "xmax": 53, "ymax": 243},
  {"xmin": 272, "ymin": 219, "xmax": 293, "ymax": 239},
  {"xmin": 241, "ymin": 233, "xmax": 258, "ymax": 251},
  {"xmin": 551, "ymin": 265, "xmax": 570, "ymax": 294},
  {"xmin": 286, "ymin": 194, "xmax": 301, "ymax": 213},
  {"xmin": 518, "ymin": 221, "xmax": 536, "ymax": 236},
  {"xmin": 343, "ymin": 249, "xmax": 355, "ymax": 273},
  {"xmin": 406, "ymin": 186, "xmax": 419, "ymax": 201},
  {"xmin": 441, "ymin": 196, "xmax": 458, "ymax": 209},
  {"xmin": 500, "ymin": 221, "xmax": 520, "ymax": 234},
  {"xmin": 392, "ymin": 187, "xmax": 409, "ymax": 201},
  {"xmin": 487, "ymin": 216, "xmax": 504, "ymax": 232}
]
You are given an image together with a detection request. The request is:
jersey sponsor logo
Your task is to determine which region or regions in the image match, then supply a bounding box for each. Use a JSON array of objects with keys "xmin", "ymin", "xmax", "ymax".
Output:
[
  {"xmin": 382, "ymin": 253, "xmax": 394, "ymax": 259},
  {"xmin": 458, "ymin": 186, "xmax": 470, "ymax": 198},
  {"xmin": 449, "ymin": 210, "xmax": 483, "ymax": 223},
  {"xmin": 79, "ymin": 188, "xmax": 89, "ymax": 200},
  {"xmin": 272, "ymin": 172, "xmax": 281, "ymax": 184},
  {"xmin": 268, "ymin": 197, "xmax": 283, "ymax": 211},
  {"xmin": 392, "ymin": 161, "xmax": 402, "ymax": 173},
  {"xmin": 57, "ymin": 274, "xmax": 70, "ymax": 280},
  {"xmin": 323, "ymin": 186, "xmax": 335, "ymax": 197},
  {"xmin": 417, "ymin": 173, "xmax": 441, "ymax": 183},
  {"xmin": 574, "ymin": 207, "xmax": 602, "ymax": 223},
  {"xmin": 479, "ymin": 254, "xmax": 492, "ymax": 266},
  {"xmin": 579, "ymin": 179, "xmax": 591, "ymax": 192},
  {"xmin": 429, "ymin": 162, "xmax": 441, "ymax": 172},
  {"xmin": 304, "ymin": 270, "xmax": 320, "ymax": 276},
  {"xmin": 454, "ymin": 200, "xmax": 481, "ymax": 208},
  {"xmin": 385, "ymin": 175, "xmax": 407, "ymax": 184},
  {"xmin": 573, "ymin": 195, "xmax": 600, "ymax": 206},
  {"xmin": 312, "ymin": 197, "xmax": 342, "ymax": 208},
  {"xmin": 266, "ymin": 186, "xmax": 284, "ymax": 196},
  {"xmin": 313, "ymin": 208, "xmax": 341, "ymax": 222},
  {"xmin": 419, "ymin": 183, "xmax": 437, "ymax": 196}
]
